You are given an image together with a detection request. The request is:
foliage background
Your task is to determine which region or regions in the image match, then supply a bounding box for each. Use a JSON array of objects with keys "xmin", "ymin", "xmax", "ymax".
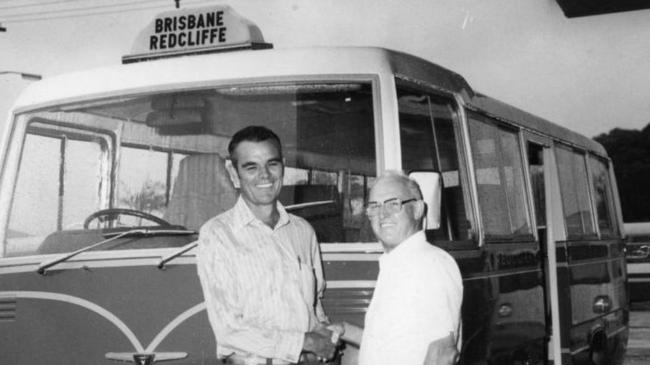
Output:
[{"xmin": 595, "ymin": 124, "xmax": 650, "ymax": 222}]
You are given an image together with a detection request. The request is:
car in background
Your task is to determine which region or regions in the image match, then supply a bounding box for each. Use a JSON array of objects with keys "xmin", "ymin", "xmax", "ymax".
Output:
[{"xmin": 625, "ymin": 222, "xmax": 650, "ymax": 302}]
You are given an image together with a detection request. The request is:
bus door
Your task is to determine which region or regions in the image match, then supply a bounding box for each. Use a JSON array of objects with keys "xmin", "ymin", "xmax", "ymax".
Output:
[
  {"xmin": 551, "ymin": 143, "xmax": 627, "ymax": 365},
  {"xmin": 465, "ymin": 111, "xmax": 547, "ymax": 364},
  {"xmin": 524, "ymin": 134, "xmax": 567, "ymax": 365}
]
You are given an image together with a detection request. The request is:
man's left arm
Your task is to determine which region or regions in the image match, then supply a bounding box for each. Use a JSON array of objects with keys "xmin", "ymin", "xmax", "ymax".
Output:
[
  {"xmin": 310, "ymin": 231, "xmax": 329, "ymax": 324},
  {"xmin": 389, "ymin": 258, "xmax": 462, "ymax": 362},
  {"xmin": 422, "ymin": 332, "xmax": 459, "ymax": 365},
  {"xmin": 418, "ymin": 256, "xmax": 463, "ymax": 364}
]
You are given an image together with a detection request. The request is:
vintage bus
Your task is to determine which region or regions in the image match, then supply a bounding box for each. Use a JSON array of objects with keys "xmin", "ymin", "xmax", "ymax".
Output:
[{"xmin": 0, "ymin": 6, "xmax": 628, "ymax": 365}]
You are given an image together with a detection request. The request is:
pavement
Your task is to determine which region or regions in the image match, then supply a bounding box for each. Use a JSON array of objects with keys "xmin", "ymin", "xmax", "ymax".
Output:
[{"xmin": 625, "ymin": 302, "xmax": 650, "ymax": 365}]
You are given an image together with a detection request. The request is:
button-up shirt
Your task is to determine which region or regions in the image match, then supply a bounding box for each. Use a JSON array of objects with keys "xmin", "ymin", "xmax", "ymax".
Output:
[
  {"xmin": 196, "ymin": 196, "xmax": 328, "ymax": 363},
  {"xmin": 359, "ymin": 231, "xmax": 463, "ymax": 365}
]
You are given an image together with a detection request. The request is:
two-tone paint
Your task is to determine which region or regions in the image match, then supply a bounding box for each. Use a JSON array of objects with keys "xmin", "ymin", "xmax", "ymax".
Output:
[{"xmin": 0, "ymin": 45, "xmax": 627, "ymax": 364}]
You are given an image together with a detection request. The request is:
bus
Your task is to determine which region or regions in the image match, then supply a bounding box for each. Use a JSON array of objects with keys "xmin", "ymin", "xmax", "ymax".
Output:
[{"xmin": 0, "ymin": 5, "xmax": 628, "ymax": 365}]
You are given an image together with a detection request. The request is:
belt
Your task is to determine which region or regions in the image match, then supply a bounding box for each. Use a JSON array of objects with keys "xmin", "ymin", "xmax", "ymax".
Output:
[
  {"xmin": 220, "ymin": 354, "xmax": 334, "ymax": 365},
  {"xmin": 220, "ymin": 355, "xmax": 293, "ymax": 365}
]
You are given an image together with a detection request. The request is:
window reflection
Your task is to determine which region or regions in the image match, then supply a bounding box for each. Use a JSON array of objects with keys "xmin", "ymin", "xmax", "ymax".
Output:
[
  {"xmin": 397, "ymin": 84, "xmax": 472, "ymax": 242},
  {"xmin": 468, "ymin": 113, "xmax": 531, "ymax": 239},
  {"xmin": 555, "ymin": 146, "xmax": 596, "ymax": 239}
]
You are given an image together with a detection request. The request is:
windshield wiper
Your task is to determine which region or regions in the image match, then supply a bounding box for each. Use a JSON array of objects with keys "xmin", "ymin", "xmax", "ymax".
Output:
[
  {"xmin": 37, "ymin": 228, "xmax": 195, "ymax": 275},
  {"xmin": 158, "ymin": 241, "xmax": 198, "ymax": 269}
]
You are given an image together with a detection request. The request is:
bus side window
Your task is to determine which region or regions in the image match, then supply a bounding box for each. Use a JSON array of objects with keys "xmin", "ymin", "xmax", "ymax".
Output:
[
  {"xmin": 528, "ymin": 142, "xmax": 546, "ymax": 232},
  {"xmin": 467, "ymin": 113, "xmax": 533, "ymax": 241},
  {"xmin": 397, "ymin": 84, "xmax": 472, "ymax": 243},
  {"xmin": 555, "ymin": 145, "xmax": 597, "ymax": 239},
  {"xmin": 589, "ymin": 155, "xmax": 618, "ymax": 238}
]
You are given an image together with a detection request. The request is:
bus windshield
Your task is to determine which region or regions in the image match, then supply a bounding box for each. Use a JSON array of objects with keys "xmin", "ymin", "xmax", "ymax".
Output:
[{"xmin": 5, "ymin": 81, "xmax": 377, "ymax": 257}]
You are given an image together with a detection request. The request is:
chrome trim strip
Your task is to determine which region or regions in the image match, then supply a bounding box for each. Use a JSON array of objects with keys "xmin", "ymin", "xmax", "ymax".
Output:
[
  {"xmin": 0, "ymin": 256, "xmax": 197, "ymax": 274},
  {"xmin": 566, "ymin": 256, "xmax": 626, "ymax": 268},
  {"xmin": 320, "ymin": 243, "xmax": 383, "ymax": 253},
  {"xmin": 322, "ymin": 253, "xmax": 381, "ymax": 261},
  {"xmin": 463, "ymin": 268, "xmax": 541, "ymax": 281},
  {"xmin": 1, "ymin": 255, "xmax": 542, "ymax": 283},
  {"xmin": 570, "ymin": 344, "xmax": 590, "ymax": 356},
  {"xmin": 608, "ymin": 325, "xmax": 627, "ymax": 337}
]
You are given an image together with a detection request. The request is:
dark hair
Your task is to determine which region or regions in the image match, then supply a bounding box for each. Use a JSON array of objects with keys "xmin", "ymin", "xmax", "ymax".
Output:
[{"xmin": 228, "ymin": 126, "xmax": 283, "ymax": 159}]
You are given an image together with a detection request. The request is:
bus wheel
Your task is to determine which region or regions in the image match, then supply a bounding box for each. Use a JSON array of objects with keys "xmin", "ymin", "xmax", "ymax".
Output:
[
  {"xmin": 512, "ymin": 348, "xmax": 543, "ymax": 365},
  {"xmin": 589, "ymin": 331, "xmax": 609, "ymax": 365}
]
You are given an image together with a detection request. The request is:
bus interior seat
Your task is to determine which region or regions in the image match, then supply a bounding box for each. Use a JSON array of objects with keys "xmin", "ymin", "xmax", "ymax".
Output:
[
  {"xmin": 279, "ymin": 184, "xmax": 343, "ymax": 242},
  {"xmin": 164, "ymin": 153, "xmax": 237, "ymax": 231}
]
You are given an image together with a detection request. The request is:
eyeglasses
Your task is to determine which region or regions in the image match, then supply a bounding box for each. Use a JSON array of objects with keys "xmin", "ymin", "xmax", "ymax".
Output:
[{"xmin": 365, "ymin": 198, "xmax": 418, "ymax": 217}]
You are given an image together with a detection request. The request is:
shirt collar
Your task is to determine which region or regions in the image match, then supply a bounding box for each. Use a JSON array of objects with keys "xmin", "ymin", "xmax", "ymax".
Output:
[{"xmin": 231, "ymin": 195, "xmax": 291, "ymax": 231}]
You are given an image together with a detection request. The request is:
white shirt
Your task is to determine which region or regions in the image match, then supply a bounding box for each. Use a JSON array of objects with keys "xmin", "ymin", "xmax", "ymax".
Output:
[
  {"xmin": 196, "ymin": 196, "xmax": 328, "ymax": 363},
  {"xmin": 359, "ymin": 231, "xmax": 463, "ymax": 365}
]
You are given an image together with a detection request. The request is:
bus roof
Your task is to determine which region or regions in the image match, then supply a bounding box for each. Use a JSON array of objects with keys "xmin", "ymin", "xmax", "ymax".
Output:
[
  {"xmin": 468, "ymin": 93, "xmax": 607, "ymax": 156},
  {"xmin": 12, "ymin": 47, "xmax": 475, "ymax": 110},
  {"xmin": 11, "ymin": 46, "xmax": 605, "ymax": 155}
]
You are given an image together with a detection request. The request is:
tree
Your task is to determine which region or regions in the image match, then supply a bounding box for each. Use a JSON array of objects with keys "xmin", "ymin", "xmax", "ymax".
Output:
[
  {"xmin": 594, "ymin": 123, "xmax": 650, "ymax": 222},
  {"xmin": 119, "ymin": 180, "xmax": 167, "ymax": 217}
]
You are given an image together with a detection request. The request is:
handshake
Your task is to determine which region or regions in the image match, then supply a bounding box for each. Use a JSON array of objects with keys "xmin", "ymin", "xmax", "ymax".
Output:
[{"xmin": 302, "ymin": 322, "xmax": 363, "ymax": 363}]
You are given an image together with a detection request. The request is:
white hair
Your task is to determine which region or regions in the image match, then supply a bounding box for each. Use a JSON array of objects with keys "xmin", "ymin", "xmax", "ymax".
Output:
[{"xmin": 372, "ymin": 170, "xmax": 423, "ymax": 200}]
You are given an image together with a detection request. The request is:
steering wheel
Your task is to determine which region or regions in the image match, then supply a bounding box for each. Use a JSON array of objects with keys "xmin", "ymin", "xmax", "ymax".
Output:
[{"xmin": 83, "ymin": 208, "xmax": 172, "ymax": 229}]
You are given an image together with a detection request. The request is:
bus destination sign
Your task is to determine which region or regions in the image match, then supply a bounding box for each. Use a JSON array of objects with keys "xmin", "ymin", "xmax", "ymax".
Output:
[{"xmin": 123, "ymin": 5, "xmax": 271, "ymax": 63}]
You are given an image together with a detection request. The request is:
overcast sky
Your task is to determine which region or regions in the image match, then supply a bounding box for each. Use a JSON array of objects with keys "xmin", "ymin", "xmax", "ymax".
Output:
[{"xmin": 2, "ymin": 0, "xmax": 650, "ymax": 138}]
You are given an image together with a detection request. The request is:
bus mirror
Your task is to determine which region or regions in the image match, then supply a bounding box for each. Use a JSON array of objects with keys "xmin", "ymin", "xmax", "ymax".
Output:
[
  {"xmin": 145, "ymin": 94, "xmax": 209, "ymax": 134},
  {"xmin": 146, "ymin": 109, "xmax": 203, "ymax": 126},
  {"xmin": 145, "ymin": 110, "xmax": 207, "ymax": 135},
  {"xmin": 408, "ymin": 171, "xmax": 441, "ymax": 230}
]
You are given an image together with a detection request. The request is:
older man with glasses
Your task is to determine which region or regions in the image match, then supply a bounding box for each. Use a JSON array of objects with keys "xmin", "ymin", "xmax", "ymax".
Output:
[{"xmin": 357, "ymin": 170, "xmax": 463, "ymax": 365}]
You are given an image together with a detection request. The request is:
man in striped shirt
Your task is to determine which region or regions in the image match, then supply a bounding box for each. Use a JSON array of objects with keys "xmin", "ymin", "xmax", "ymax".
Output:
[{"xmin": 196, "ymin": 126, "xmax": 341, "ymax": 365}]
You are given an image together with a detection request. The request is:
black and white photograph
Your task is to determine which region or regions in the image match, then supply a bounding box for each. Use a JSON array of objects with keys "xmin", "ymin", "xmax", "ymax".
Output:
[{"xmin": 1, "ymin": 1, "xmax": 650, "ymax": 364}]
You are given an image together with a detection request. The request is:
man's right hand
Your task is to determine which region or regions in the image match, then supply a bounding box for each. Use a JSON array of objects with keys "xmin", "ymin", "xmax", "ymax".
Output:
[{"xmin": 303, "ymin": 330, "xmax": 337, "ymax": 361}]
